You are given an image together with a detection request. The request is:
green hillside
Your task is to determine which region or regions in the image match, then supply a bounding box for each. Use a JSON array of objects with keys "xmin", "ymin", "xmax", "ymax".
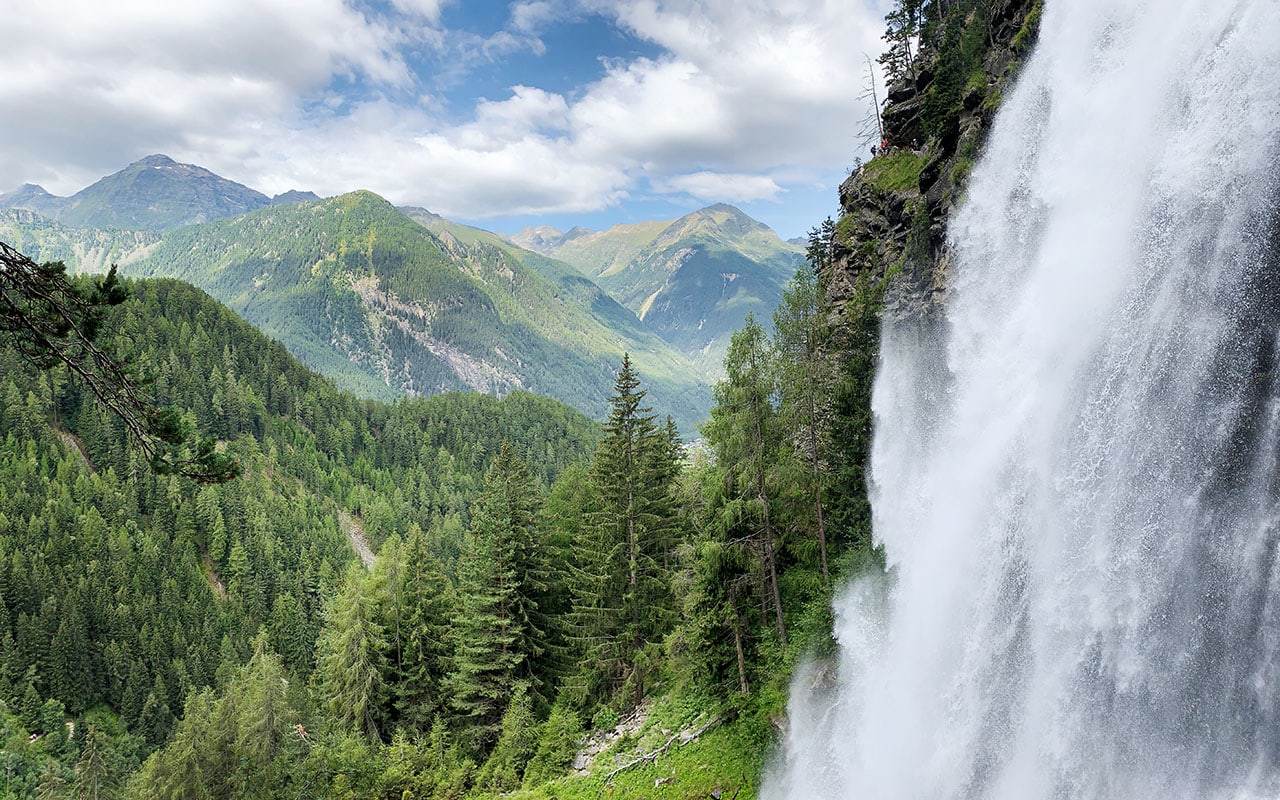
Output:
[
  {"xmin": 0, "ymin": 275, "xmax": 608, "ymax": 789},
  {"xmin": 402, "ymin": 209, "xmax": 670, "ymax": 351},
  {"xmin": 0, "ymin": 209, "xmax": 158, "ymax": 274},
  {"xmin": 120, "ymin": 192, "xmax": 709, "ymax": 430},
  {"xmin": 0, "ymin": 186, "xmax": 877, "ymax": 800},
  {"xmin": 512, "ymin": 204, "xmax": 803, "ymax": 374}
]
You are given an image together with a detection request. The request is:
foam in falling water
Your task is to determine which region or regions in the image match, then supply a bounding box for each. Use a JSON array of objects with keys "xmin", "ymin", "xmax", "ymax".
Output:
[{"xmin": 764, "ymin": 1, "xmax": 1280, "ymax": 798}]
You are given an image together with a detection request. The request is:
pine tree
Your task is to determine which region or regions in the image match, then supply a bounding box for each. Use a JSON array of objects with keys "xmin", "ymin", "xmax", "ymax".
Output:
[
  {"xmin": 534, "ymin": 464, "xmax": 591, "ymax": 688},
  {"xmin": 569, "ymin": 355, "xmax": 681, "ymax": 702},
  {"xmin": 828, "ymin": 269, "xmax": 887, "ymax": 554},
  {"xmin": 378, "ymin": 524, "xmax": 454, "ymax": 732},
  {"xmin": 673, "ymin": 447, "xmax": 761, "ymax": 699},
  {"xmin": 706, "ymin": 315, "xmax": 788, "ymax": 647},
  {"xmin": 74, "ymin": 723, "xmax": 116, "ymax": 800},
  {"xmin": 228, "ymin": 635, "xmax": 300, "ymax": 795},
  {"xmin": 880, "ymin": 0, "xmax": 925, "ymax": 82},
  {"xmin": 315, "ymin": 566, "xmax": 388, "ymax": 742},
  {"xmin": 267, "ymin": 592, "xmax": 310, "ymax": 676},
  {"xmin": 474, "ymin": 682, "xmax": 538, "ymax": 792},
  {"xmin": 772, "ymin": 257, "xmax": 839, "ymax": 587},
  {"xmin": 137, "ymin": 676, "xmax": 176, "ymax": 749},
  {"xmin": 521, "ymin": 701, "xmax": 584, "ymax": 788},
  {"xmin": 129, "ymin": 641, "xmax": 309, "ymax": 800},
  {"xmin": 446, "ymin": 444, "xmax": 547, "ymax": 751},
  {"xmin": 36, "ymin": 762, "xmax": 70, "ymax": 800}
]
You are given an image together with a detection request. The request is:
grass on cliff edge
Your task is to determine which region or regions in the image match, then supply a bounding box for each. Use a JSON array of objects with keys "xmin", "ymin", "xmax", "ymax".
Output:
[{"xmin": 860, "ymin": 149, "xmax": 927, "ymax": 194}]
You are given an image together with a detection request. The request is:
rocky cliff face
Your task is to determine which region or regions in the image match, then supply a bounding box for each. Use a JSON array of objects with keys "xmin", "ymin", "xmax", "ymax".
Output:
[{"xmin": 824, "ymin": 0, "xmax": 1042, "ymax": 321}]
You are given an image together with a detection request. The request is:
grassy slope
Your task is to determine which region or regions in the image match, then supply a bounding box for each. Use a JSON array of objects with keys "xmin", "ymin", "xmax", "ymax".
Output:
[
  {"xmin": 507, "ymin": 722, "xmax": 767, "ymax": 800},
  {"xmin": 413, "ymin": 214, "xmax": 697, "ymax": 388},
  {"xmin": 479, "ymin": 696, "xmax": 773, "ymax": 800}
]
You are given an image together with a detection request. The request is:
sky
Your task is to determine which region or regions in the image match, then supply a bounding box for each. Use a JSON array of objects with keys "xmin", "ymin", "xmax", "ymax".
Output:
[{"xmin": 1, "ymin": 0, "xmax": 891, "ymax": 240}]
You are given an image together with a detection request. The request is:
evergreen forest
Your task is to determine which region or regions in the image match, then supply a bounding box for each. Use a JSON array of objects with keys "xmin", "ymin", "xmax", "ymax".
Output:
[
  {"xmin": 0, "ymin": 0, "xmax": 1030, "ymax": 793},
  {"xmin": 0, "ymin": 214, "xmax": 883, "ymax": 799}
]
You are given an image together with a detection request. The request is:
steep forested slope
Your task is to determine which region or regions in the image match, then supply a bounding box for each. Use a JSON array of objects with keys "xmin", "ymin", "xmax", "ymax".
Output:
[
  {"xmin": 0, "ymin": 276, "xmax": 600, "ymax": 795},
  {"xmin": 118, "ymin": 192, "xmax": 708, "ymax": 429},
  {"xmin": 0, "ymin": 209, "xmax": 157, "ymax": 274}
]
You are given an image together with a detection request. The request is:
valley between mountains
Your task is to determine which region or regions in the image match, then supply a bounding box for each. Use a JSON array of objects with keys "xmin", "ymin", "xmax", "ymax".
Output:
[{"xmin": 0, "ymin": 154, "xmax": 803, "ymax": 430}]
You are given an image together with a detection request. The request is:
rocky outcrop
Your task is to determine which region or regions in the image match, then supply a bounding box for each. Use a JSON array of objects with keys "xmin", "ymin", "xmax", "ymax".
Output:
[{"xmin": 824, "ymin": 0, "xmax": 1041, "ymax": 321}]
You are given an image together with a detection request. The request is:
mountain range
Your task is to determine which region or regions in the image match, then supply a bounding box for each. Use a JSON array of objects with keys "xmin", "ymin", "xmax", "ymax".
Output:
[
  {"xmin": 510, "ymin": 204, "xmax": 804, "ymax": 374},
  {"xmin": 0, "ymin": 154, "xmax": 316, "ymax": 230},
  {"xmin": 0, "ymin": 155, "xmax": 803, "ymax": 428}
]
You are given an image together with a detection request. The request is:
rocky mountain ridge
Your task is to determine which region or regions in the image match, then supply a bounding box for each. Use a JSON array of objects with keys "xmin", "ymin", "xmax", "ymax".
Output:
[
  {"xmin": 1, "ymin": 154, "xmax": 803, "ymax": 424},
  {"xmin": 0, "ymin": 154, "xmax": 316, "ymax": 230}
]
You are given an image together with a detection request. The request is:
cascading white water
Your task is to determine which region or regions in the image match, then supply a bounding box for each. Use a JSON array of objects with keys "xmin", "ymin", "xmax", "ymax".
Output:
[{"xmin": 764, "ymin": 1, "xmax": 1280, "ymax": 798}]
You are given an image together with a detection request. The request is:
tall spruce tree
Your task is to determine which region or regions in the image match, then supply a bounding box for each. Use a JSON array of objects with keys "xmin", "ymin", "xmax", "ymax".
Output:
[
  {"xmin": 446, "ymin": 444, "xmax": 548, "ymax": 751},
  {"xmin": 74, "ymin": 723, "xmax": 117, "ymax": 800},
  {"xmin": 569, "ymin": 355, "xmax": 681, "ymax": 702},
  {"xmin": 706, "ymin": 315, "xmax": 787, "ymax": 647},
  {"xmin": 380, "ymin": 524, "xmax": 454, "ymax": 732},
  {"xmin": 314, "ymin": 566, "xmax": 388, "ymax": 742},
  {"xmin": 772, "ymin": 253, "xmax": 839, "ymax": 587},
  {"xmin": 675, "ymin": 448, "xmax": 760, "ymax": 698}
]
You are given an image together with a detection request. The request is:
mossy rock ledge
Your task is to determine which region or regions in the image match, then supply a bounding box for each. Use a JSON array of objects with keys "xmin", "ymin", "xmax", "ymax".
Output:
[{"xmin": 824, "ymin": 0, "xmax": 1042, "ymax": 322}]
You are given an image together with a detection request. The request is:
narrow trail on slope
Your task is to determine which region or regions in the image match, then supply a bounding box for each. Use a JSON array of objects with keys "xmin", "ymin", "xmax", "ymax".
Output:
[
  {"xmin": 201, "ymin": 552, "xmax": 227, "ymax": 600},
  {"xmin": 55, "ymin": 426, "xmax": 95, "ymax": 472},
  {"xmin": 338, "ymin": 510, "xmax": 375, "ymax": 569}
]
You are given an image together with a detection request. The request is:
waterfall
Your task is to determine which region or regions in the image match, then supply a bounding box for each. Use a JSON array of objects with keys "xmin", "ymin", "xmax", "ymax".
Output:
[{"xmin": 765, "ymin": 1, "xmax": 1280, "ymax": 798}]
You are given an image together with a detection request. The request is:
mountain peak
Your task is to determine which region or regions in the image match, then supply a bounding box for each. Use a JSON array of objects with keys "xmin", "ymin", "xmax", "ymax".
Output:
[
  {"xmin": 271, "ymin": 190, "xmax": 321, "ymax": 206},
  {"xmin": 509, "ymin": 225, "xmax": 568, "ymax": 253},
  {"xmin": 337, "ymin": 189, "xmax": 396, "ymax": 210},
  {"xmin": 0, "ymin": 182, "xmax": 66, "ymax": 217},
  {"xmin": 134, "ymin": 154, "xmax": 178, "ymax": 167},
  {"xmin": 399, "ymin": 205, "xmax": 443, "ymax": 223},
  {"xmin": 700, "ymin": 202, "xmax": 743, "ymax": 214},
  {"xmin": 686, "ymin": 203, "xmax": 760, "ymax": 226},
  {"xmin": 1, "ymin": 183, "xmax": 57, "ymax": 201},
  {"xmin": 49, "ymin": 156, "xmax": 272, "ymax": 230},
  {"xmin": 659, "ymin": 203, "xmax": 772, "ymax": 246}
]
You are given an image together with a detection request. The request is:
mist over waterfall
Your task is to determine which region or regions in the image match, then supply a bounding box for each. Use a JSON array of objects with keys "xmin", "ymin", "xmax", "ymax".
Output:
[{"xmin": 764, "ymin": 1, "xmax": 1280, "ymax": 798}]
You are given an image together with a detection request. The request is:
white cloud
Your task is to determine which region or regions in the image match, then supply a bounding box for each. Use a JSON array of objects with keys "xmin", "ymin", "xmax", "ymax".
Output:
[
  {"xmin": 510, "ymin": 1, "xmax": 569, "ymax": 34},
  {"xmin": 0, "ymin": 0, "xmax": 890, "ymax": 228},
  {"xmin": 654, "ymin": 172, "xmax": 783, "ymax": 203},
  {"xmin": 372, "ymin": 0, "xmax": 887, "ymax": 216},
  {"xmin": 479, "ymin": 30, "xmax": 546, "ymax": 60},
  {"xmin": 584, "ymin": 0, "xmax": 889, "ymax": 169},
  {"xmin": 237, "ymin": 100, "xmax": 630, "ymax": 219},
  {"xmin": 390, "ymin": 0, "xmax": 449, "ymax": 22},
  {"xmin": 473, "ymin": 87, "xmax": 570, "ymax": 141},
  {"xmin": 0, "ymin": 0, "xmax": 410, "ymax": 192},
  {"xmin": 570, "ymin": 58, "xmax": 731, "ymax": 168}
]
